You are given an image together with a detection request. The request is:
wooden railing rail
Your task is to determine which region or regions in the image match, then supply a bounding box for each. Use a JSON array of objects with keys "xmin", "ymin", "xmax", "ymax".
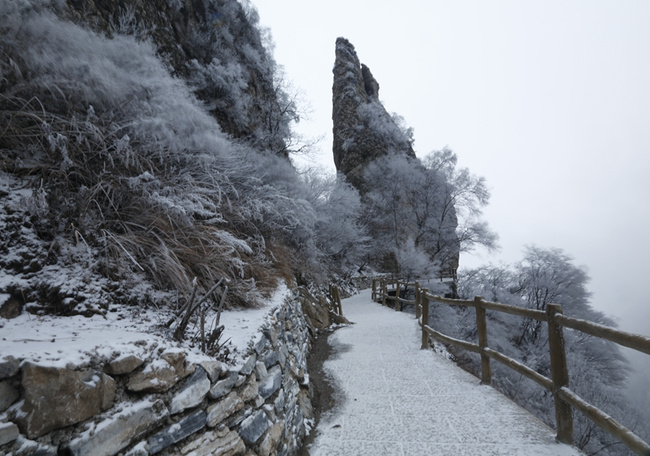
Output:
[{"xmin": 371, "ymin": 277, "xmax": 650, "ymax": 455}]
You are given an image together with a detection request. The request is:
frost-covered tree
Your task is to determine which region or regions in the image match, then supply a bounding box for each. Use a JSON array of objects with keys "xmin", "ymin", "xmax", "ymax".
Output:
[
  {"xmin": 362, "ymin": 149, "xmax": 496, "ymax": 280},
  {"xmin": 302, "ymin": 173, "xmax": 370, "ymax": 277},
  {"xmin": 454, "ymin": 247, "xmax": 637, "ymax": 455}
]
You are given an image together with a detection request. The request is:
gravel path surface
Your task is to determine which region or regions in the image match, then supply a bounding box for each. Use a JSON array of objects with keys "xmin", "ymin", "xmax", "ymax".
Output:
[{"xmin": 306, "ymin": 289, "xmax": 583, "ymax": 456}]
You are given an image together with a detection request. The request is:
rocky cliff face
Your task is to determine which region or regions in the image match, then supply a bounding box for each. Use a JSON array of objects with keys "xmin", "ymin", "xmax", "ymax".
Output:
[
  {"xmin": 332, "ymin": 38, "xmax": 460, "ymax": 282},
  {"xmin": 332, "ymin": 37, "xmax": 415, "ymax": 192},
  {"xmin": 62, "ymin": 0, "xmax": 291, "ymax": 156}
]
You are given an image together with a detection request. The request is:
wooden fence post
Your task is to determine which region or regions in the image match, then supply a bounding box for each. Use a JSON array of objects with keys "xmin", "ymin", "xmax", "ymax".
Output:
[
  {"xmin": 421, "ymin": 289, "xmax": 430, "ymax": 349},
  {"xmin": 382, "ymin": 280, "xmax": 387, "ymax": 306},
  {"xmin": 415, "ymin": 282, "xmax": 421, "ymax": 319},
  {"xmin": 372, "ymin": 279, "xmax": 377, "ymax": 302},
  {"xmin": 475, "ymin": 296, "xmax": 492, "ymax": 385},
  {"xmin": 335, "ymin": 286, "xmax": 343, "ymax": 315},
  {"xmin": 547, "ymin": 303, "xmax": 573, "ymax": 445},
  {"xmin": 395, "ymin": 280, "xmax": 401, "ymax": 311}
]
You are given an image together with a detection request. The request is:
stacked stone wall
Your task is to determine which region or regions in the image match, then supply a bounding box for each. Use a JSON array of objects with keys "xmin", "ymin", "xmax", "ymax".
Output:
[{"xmin": 0, "ymin": 291, "xmax": 317, "ymax": 456}]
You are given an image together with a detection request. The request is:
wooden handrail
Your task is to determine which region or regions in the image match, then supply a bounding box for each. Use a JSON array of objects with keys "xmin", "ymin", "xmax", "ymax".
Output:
[
  {"xmin": 371, "ymin": 277, "xmax": 650, "ymax": 456},
  {"xmin": 558, "ymin": 387, "xmax": 650, "ymax": 456},
  {"xmin": 484, "ymin": 348, "xmax": 553, "ymax": 391},
  {"xmin": 555, "ymin": 314, "xmax": 650, "ymax": 355}
]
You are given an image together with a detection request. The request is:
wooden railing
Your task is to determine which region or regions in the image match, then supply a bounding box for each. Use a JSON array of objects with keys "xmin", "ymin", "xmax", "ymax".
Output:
[
  {"xmin": 372, "ymin": 278, "xmax": 650, "ymax": 456},
  {"xmin": 371, "ymin": 278, "xmax": 420, "ymax": 312}
]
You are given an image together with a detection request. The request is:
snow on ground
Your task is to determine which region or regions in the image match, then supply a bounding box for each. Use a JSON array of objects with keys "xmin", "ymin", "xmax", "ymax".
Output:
[
  {"xmin": 308, "ymin": 289, "xmax": 584, "ymax": 456},
  {"xmin": 0, "ymin": 282, "xmax": 290, "ymax": 369},
  {"xmin": 219, "ymin": 282, "xmax": 290, "ymax": 366}
]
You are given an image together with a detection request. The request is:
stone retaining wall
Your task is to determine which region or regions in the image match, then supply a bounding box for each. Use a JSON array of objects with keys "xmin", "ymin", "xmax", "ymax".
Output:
[{"xmin": 0, "ymin": 290, "xmax": 320, "ymax": 456}]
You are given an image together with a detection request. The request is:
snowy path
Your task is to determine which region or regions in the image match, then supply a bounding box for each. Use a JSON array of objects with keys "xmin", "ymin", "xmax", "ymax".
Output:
[{"xmin": 307, "ymin": 289, "xmax": 583, "ymax": 456}]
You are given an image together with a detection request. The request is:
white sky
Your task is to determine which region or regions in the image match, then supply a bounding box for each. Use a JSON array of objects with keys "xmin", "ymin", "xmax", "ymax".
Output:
[{"xmin": 252, "ymin": 0, "xmax": 650, "ymax": 338}]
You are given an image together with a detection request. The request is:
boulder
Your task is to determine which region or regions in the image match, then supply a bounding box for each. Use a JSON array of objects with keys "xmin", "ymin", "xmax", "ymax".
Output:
[
  {"xmin": 0, "ymin": 294, "xmax": 23, "ymax": 319},
  {"xmin": 16, "ymin": 363, "xmax": 116, "ymax": 438},
  {"xmin": 66, "ymin": 399, "xmax": 169, "ymax": 456},
  {"xmin": 298, "ymin": 288, "xmax": 330, "ymax": 330}
]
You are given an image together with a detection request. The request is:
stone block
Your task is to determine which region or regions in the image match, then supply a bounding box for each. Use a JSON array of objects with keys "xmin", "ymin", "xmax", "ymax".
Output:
[
  {"xmin": 258, "ymin": 421, "xmax": 285, "ymax": 456},
  {"xmin": 105, "ymin": 355, "xmax": 144, "ymax": 375},
  {"xmin": 181, "ymin": 428, "xmax": 245, "ymax": 456},
  {"xmin": 67, "ymin": 399, "xmax": 168, "ymax": 456},
  {"xmin": 259, "ymin": 366, "xmax": 282, "ymax": 400},
  {"xmin": 13, "ymin": 439, "xmax": 57, "ymax": 456},
  {"xmin": 227, "ymin": 406, "xmax": 250, "ymax": 428},
  {"xmin": 170, "ymin": 367, "xmax": 210, "ymax": 415},
  {"xmin": 0, "ymin": 356, "xmax": 20, "ymax": 379},
  {"xmin": 262, "ymin": 327, "xmax": 278, "ymax": 348},
  {"xmin": 206, "ymin": 392, "xmax": 244, "ymax": 427},
  {"xmin": 260, "ymin": 350, "xmax": 279, "ymax": 369},
  {"xmin": 238, "ymin": 410, "xmax": 270, "ymax": 445},
  {"xmin": 127, "ymin": 352, "xmax": 192, "ymax": 393},
  {"xmin": 274, "ymin": 389, "xmax": 285, "ymax": 413},
  {"xmin": 123, "ymin": 442, "xmax": 149, "ymax": 456},
  {"xmin": 240, "ymin": 378, "xmax": 258, "ymax": 402},
  {"xmin": 208, "ymin": 371, "xmax": 238, "ymax": 399},
  {"xmin": 161, "ymin": 351, "xmax": 194, "ymax": 378},
  {"xmin": 298, "ymin": 388, "xmax": 314, "ymax": 421},
  {"xmin": 254, "ymin": 361, "xmax": 267, "ymax": 381},
  {"xmin": 254, "ymin": 336, "xmax": 269, "ymax": 355},
  {"xmin": 200, "ymin": 360, "xmax": 224, "ymax": 382},
  {"xmin": 278, "ymin": 345, "xmax": 289, "ymax": 368},
  {"xmin": 17, "ymin": 363, "xmax": 116, "ymax": 438},
  {"xmin": 0, "ymin": 421, "xmax": 19, "ymax": 446},
  {"xmin": 0, "ymin": 379, "xmax": 19, "ymax": 412},
  {"xmin": 238, "ymin": 355, "xmax": 256, "ymax": 376},
  {"xmin": 148, "ymin": 410, "xmax": 206, "ymax": 455}
]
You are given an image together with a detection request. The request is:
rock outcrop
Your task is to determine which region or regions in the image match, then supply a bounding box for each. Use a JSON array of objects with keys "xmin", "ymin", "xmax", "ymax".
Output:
[
  {"xmin": 332, "ymin": 37, "xmax": 416, "ymax": 192},
  {"xmin": 60, "ymin": 0, "xmax": 289, "ymax": 156}
]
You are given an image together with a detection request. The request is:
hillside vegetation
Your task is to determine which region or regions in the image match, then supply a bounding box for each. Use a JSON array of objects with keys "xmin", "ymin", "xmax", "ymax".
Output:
[{"xmin": 0, "ymin": 0, "xmax": 353, "ymax": 316}]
